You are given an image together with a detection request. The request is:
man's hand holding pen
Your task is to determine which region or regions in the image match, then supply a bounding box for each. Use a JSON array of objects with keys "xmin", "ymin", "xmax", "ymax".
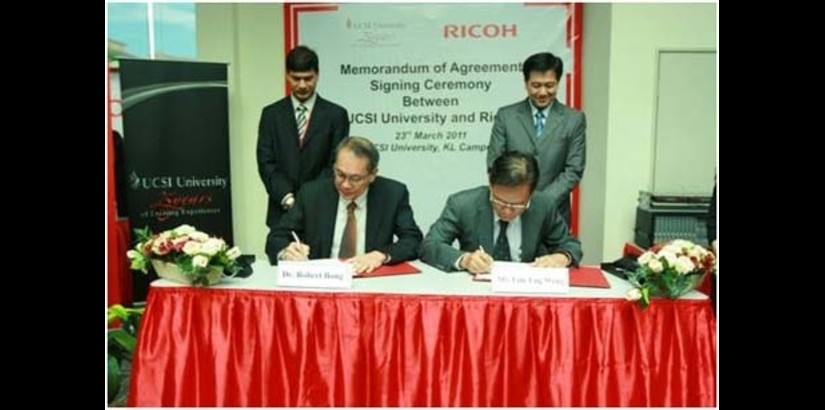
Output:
[
  {"xmin": 280, "ymin": 231, "xmax": 310, "ymax": 261},
  {"xmin": 460, "ymin": 246, "xmax": 494, "ymax": 274}
]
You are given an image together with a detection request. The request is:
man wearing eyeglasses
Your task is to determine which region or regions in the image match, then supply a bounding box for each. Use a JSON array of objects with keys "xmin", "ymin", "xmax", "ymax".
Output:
[
  {"xmin": 420, "ymin": 151, "xmax": 582, "ymax": 274},
  {"xmin": 267, "ymin": 136, "xmax": 423, "ymax": 275}
]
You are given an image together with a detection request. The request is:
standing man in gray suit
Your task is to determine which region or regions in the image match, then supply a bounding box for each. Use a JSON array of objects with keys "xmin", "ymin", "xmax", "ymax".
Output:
[
  {"xmin": 487, "ymin": 52, "xmax": 586, "ymax": 227},
  {"xmin": 420, "ymin": 152, "xmax": 582, "ymax": 274}
]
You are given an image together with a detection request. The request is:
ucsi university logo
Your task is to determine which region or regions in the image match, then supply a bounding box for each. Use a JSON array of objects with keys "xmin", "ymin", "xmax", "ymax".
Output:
[{"xmin": 443, "ymin": 24, "xmax": 518, "ymax": 39}]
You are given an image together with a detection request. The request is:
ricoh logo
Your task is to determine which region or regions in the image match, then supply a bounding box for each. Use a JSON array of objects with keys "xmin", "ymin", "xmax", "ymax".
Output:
[{"xmin": 443, "ymin": 24, "xmax": 518, "ymax": 39}]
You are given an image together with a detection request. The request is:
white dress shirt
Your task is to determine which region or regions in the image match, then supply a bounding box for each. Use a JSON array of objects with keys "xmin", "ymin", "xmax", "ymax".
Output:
[{"xmin": 290, "ymin": 92, "xmax": 317, "ymax": 127}]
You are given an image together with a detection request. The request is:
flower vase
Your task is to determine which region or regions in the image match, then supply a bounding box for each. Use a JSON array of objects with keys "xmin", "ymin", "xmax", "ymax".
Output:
[
  {"xmin": 650, "ymin": 272, "xmax": 707, "ymax": 299},
  {"xmin": 151, "ymin": 259, "xmax": 222, "ymax": 286}
]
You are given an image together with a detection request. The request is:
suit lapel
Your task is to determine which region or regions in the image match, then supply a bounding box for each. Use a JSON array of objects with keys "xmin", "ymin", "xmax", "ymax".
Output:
[
  {"xmin": 365, "ymin": 182, "xmax": 381, "ymax": 251},
  {"xmin": 476, "ymin": 188, "xmax": 495, "ymax": 251},
  {"xmin": 517, "ymin": 100, "xmax": 538, "ymax": 150},
  {"xmin": 303, "ymin": 96, "xmax": 325, "ymax": 147},
  {"xmin": 519, "ymin": 205, "xmax": 541, "ymax": 262},
  {"xmin": 543, "ymin": 100, "xmax": 564, "ymax": 143},
  {"xmin": 318, "ymin": 180, "xmax": 339, "ymax": 258},
  {"xmin": 282, "ymin": 100, "xmax": 301, "ymax": 149}
]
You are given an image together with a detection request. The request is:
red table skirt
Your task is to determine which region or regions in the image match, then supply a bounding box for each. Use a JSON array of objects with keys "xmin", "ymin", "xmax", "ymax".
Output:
[
  {"xmin": 107, "ymin": 219, "xmax": 132, "ymax": 309},
  {"xmin": 129, "ymin": 288, "xmax": 716, "ymax": 406}
]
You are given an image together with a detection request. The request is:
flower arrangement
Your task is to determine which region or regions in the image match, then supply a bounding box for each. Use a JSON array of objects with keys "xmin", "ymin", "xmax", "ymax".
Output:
[
  {"xmin": 127, "ymin": 224, "xmax": 242, "ymax": 286},
  {"xmin": 626, "ymin": 239, "xmax": 716, "ymax": 308}
]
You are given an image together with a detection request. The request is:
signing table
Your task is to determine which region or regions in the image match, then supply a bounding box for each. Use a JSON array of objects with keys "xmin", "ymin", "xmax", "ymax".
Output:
[{"xmin": 128, "ymin": 261, "xmax": 716, "ymax": 406}]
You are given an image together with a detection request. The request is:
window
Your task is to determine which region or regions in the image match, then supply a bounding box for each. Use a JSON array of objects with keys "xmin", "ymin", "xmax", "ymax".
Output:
[{"xmin": 107, "ymin": 2, "xmax": 196, "ymax": 61}]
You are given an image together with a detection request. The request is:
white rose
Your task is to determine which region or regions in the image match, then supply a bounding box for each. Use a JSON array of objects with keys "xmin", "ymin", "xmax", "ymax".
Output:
[
  {"xmin": 173, "ymin": 225, "xmax": 196, "ymax": 235},
  {"xmin": 671, "ymin": 239, "xmax": 692, "ymax": 249},
  {"xmin": 625, "ymin": 288, "xmax": 643, "ymax": 301},
  {"xmin": 638, "ymin": 251, "xmax": 655, "ymax": 265},
  {"xmin": 674, "ymin": 256, "xmax": 695, "ymax": 275},
  {"xmin": 658, "ymin": 250, "xmax": 678, "ymax": 268},
  {"xmin": 182, "ymin": 241, "xmax": 202, "ymax": 255},
  {"xmin": 126, "ymin": 250, "xmax": 141, "ymax": 259},
  {"xmin": 662, "ymin": 244, "xmax": 681, "ymax": 256},
  {"xmin": 192, "ymin": 255, "xmax": 209, "ymax": 268},
  {"xmin": 687, "ymin": 247, "xmax": 703, "ymax": 259},
  {"xmin": 648, "ymin": 258, "xmax": 664, "ymax": 273},
  {"xmin": 199, "ymin": 238, "xmax": 225, "ymax": 256},
  {"xmin": 189, "ymin": 231, "xmax": 209, "ymax": 242},
  {"xmin": 226, "ymin": 246, "xmax": 241, "ymax": 260}
]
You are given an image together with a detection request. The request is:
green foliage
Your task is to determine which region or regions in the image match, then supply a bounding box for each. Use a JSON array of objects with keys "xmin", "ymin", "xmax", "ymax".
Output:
[{"xmin": 107, "ymin": 304, "xmax": 144, "ymax": 405}]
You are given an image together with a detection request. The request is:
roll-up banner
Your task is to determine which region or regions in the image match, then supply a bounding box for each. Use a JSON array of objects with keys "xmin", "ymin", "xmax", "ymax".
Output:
[{"xmin": 119, "ymin": 59, "xmax": 232, "ymax": 301}]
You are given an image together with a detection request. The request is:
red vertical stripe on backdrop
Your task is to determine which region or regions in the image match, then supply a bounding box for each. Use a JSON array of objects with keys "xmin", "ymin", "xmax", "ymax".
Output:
[
  {"xmin": 283, "ymin": 3, "xmax": 293, "ymax": 95},
  {"xmin": 107, "ymin": 67, "xmax": 121, "ymax": 309}
]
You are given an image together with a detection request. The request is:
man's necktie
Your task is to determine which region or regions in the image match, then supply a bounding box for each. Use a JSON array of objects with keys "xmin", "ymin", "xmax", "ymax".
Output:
[
  {"xmin": 493, "ymin": 220, "xmax": 512, "ymax": 261},
  {"xmin": 296, "ymin": 104, "xmax": 308, "ymax": 145},
  {"xmin": 338, "ymin": 201, "xmax": 357, "ymax": 259},
  {"xmin": 535, "ymin": 110, "xmax": 546, "ymax": 138}
]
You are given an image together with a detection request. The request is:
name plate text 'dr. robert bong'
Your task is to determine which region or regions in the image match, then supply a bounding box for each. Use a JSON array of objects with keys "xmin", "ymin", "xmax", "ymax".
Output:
[
  {"xmin": 277, "ymin": 260, "xmax": 353, "ymax": 289},
  {"xmin": 491, "ymin": 262, "xmax": 570, "ymax": 294}
]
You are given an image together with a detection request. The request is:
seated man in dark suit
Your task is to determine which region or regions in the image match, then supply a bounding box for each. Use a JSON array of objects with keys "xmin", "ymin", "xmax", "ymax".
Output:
[
  {"xmin": 268, "ymin": 136, "xmax": 423, "ymax": 274},
  {"xmin": 420, "ymin": 151, "xmax": 582, "ymax": 274}
]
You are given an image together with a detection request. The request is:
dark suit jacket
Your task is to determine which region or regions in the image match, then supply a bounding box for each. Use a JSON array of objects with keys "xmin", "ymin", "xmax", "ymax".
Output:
[
  {"xmin": 487, "ymin": 98, "xmax": 586, "ymax": 225},
  {"xmin": 267, "ymin": 176, "xmax": 423, "ymax": 265},
  {"xmin": 257, "ymin": 95, "xmax": 349, "ymax": 229},
  {"xmin": 420, "ymin": 186, "xmax": 583, "ymax": 272}
]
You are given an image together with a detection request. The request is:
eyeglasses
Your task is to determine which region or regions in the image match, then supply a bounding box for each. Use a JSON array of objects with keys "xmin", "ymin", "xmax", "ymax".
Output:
[
  {"xmin": 334, "ymin": 169, "xmax": 370, "ymax": 185},
  {"xmin": 489, "ymin": 193, "xmax": 531, "ymax": 211}
]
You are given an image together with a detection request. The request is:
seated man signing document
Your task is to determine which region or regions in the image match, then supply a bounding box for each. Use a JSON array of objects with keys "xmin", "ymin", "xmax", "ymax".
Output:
[
  {"xmin": 268, "ymin": 136, "xmax": 423, "ymax": 274},
  {"xmin": 420, "ymin": 151, "xmax": 582, "ymax": 274}
]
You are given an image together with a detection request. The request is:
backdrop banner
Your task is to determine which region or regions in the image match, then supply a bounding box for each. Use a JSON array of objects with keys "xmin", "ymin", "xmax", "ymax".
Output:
[
  {"xmin": 289, "ymin": 3, "xmax": 582, "ymax": 233},
  {"xmin": 119, "ymin": 59, "xmax": 232, "ymax": 302}
]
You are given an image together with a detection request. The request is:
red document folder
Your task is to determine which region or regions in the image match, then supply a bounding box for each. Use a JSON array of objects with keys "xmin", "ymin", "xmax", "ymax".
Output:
[
  {"xmin": 570, "ymin": 266, "xmax": 610, "ymax": 288},
  {"xmin": 472, "ymin": 266, "xmax": 610, "ymax": 288},
  {"xmin": 355, "ymin": 261, "xmax": 421, "ymax": 278}
]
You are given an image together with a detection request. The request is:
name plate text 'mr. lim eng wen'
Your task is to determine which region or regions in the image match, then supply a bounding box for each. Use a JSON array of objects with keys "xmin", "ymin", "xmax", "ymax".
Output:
[
  {"xmin": 491, "ymin": 262, "xmax": 570, "ymax": 294},
  {"xmin": 277, "ymin": 259, "xmax": 353, "ymax": 289}
]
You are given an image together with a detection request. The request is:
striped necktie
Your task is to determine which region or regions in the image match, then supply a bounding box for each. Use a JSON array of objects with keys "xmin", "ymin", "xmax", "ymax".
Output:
[
  {"xmin": 535, "ymin": 110, "xmax": 546, "ymax": 138},
  {"xmin": 296, "ymin": 104, "xmax": 308, "ymax": 145}
]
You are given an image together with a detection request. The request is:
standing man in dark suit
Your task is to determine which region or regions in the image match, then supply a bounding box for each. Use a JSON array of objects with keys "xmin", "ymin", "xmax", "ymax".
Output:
[
  {"xmin": 257, "ymin": 45, "xmax": 350, "ymax": 250},
  {"xmin": 269, "ymin": 136, "xmax": 423, "ymax": 275},
  {"xmin": 487, "ymin": 52, "xmax": 586, "ymax": 227},
  {"xmin": 421, "ymin": 152, "xmax": 582, "ymax": 274}
]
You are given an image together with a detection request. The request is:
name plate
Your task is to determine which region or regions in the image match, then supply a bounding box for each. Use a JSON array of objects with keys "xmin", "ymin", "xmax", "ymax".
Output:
[
  {"xmin": 491, "ymin": 262, "xmax": 569, "ymax": 294},
  {"xmin": 277, "ymin": 260, "xmax": 353, "ymax": 289}
]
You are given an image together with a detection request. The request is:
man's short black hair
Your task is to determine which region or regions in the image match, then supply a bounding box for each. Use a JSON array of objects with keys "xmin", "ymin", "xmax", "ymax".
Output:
[
  {"xmin": 286, "ymin": 45, "xmax": 319, "ymax": 73},
  {"xmin": 522, "ymin": 52, "xmax": 563, "ymax": 82},
  {"xmin": 488, "ymin": 151, "xmax": 539, "ymax": 192},
  {"xmin": 336, "ymin": 136, "xmax": 380, "ymax": 173}
]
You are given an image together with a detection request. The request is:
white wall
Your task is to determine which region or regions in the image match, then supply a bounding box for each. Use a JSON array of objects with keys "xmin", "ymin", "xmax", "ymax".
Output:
[
  {"xmin": 197, "ymin": 3, "xmax": 284, "ymax": 260},
  {"xmin": 598, "ymin": 3, "xmax": 716, "ymax": 261},
  {"xmin": 195, "ymin": 3, "xmax": 717, "ymax": 263},
  {"xmin": 579, "ymin": 3, "xmax": 611, "ymax": 265}
]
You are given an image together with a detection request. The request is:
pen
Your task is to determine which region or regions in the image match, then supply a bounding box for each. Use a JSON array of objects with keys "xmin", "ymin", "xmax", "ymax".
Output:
[
  {"xmin": 291, "ymin": 231, "xmax": 302, "ymax": 244},
  {"xmin": 479, "ymin": 245, "xmax": 486, "ymax": 253}
]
